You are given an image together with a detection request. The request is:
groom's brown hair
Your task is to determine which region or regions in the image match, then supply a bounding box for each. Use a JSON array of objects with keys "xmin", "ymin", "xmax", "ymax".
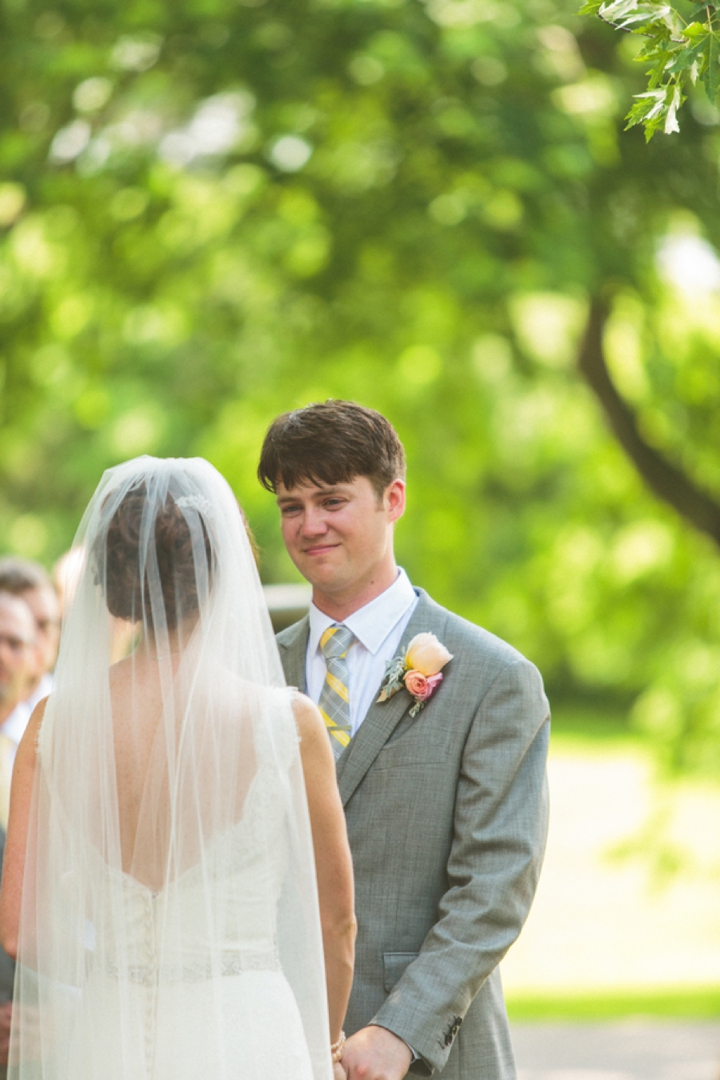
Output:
[{"xmin": 258, "ymin": 400, "xmax": 405, "ymax": 499}]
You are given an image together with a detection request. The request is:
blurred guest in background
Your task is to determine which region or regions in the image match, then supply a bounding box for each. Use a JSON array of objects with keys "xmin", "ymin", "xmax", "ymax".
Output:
[
  {"xmin": 0, "ymin": 561, "xmax": 59, "ymax": 1080},
  {"xmin": 55, "ymin": 547, "xmax": 135, "ymax": 662},
  {"xmin": 0, "ymin": 591, "xmax": 38, "ymax": 1079},
  {"xmin": 51, "ymin": 548, "xmax": 83, "ymax": 616},
  {"xmin": 0, "ymin": 559, "xmax": 60, "ymax": 710},
  {"xmin": 0, "ymin": 593, "xmax": 39, "ymax": 828}
]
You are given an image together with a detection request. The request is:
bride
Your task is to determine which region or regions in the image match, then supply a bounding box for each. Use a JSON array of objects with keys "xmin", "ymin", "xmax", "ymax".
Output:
[{"xmin": 0, "ymin": 456, "xmax": 355, "ymax": 1080}]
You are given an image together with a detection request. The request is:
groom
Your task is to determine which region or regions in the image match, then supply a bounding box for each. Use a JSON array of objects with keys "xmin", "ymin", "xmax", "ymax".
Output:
[{"xmin": 258, "ymin": 401, "xmax": 549, "ymax": 1079}]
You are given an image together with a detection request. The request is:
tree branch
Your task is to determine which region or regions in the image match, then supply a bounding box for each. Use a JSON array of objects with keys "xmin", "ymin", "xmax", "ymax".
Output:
[{"xmin": 578, "ymin": 296, "xmax": 720, "ymax": 547}]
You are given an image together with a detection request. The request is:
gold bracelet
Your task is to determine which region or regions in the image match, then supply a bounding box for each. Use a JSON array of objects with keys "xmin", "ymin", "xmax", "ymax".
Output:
[{"xmin": 330, "ymin": 1031, "xmax": 346, "ymax": 1064}]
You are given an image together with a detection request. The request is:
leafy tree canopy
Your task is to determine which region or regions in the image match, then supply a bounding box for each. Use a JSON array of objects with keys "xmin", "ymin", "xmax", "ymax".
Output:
[{"xmin": 2, "ymin": 0, "xmax": 720, "ymax": 774}]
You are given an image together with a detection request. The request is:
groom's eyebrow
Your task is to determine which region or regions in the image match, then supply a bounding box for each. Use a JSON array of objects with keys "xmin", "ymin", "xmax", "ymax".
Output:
[{"xmin": 276, "ymin": 483, "xmax": 347, "ymax": 504}]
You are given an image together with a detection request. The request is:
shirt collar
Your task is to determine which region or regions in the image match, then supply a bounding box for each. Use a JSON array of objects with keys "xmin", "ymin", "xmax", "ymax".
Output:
[
  {"xmin": 0, "ymin": 699, "xmax": 33, "ymax": 744},
  {"xmin": 308, "ymin": 568, "xmax": 416, "ymax": 658}
]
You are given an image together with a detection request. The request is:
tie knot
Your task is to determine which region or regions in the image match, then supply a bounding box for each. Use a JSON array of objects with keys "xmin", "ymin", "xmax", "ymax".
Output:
[{"xmin": 320, "ymin": 624, "xmax": 355, "ymax": 660}]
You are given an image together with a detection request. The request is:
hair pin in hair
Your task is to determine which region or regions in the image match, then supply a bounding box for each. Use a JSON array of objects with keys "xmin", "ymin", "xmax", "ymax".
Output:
[{"xmin": 176, "ymin": 494, "xmax": 214, "ymax": 519}]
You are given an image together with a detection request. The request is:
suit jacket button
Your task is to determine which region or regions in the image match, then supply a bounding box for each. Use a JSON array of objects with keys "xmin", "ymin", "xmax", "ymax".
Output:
[{"xmin": 444, "ymin": 1016, "xmax": 462, "ymax": 1046}]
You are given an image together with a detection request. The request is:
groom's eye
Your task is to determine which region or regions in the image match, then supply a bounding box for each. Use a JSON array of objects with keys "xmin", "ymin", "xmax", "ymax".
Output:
[
  {"xmin": 280, "ymin": 504, "xmax": 302, "ymax": 516},
  {"xmin": 324, "ymin": 498, "xmax": 344, "ymax": 509}
]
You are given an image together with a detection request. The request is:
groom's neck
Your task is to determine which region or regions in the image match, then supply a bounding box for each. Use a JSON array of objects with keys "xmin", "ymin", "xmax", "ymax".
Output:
[{"xmin": 311, "ymin": 562, "xmax": 399, "ymax": 623}]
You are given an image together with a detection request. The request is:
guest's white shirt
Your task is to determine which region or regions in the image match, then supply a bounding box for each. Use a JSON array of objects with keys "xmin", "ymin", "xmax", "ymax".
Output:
[
  {"xmin": 0, "ymin": 673, "xmax": 54, "ymax": 829},
  {"xmin": 0, "ymin": 672, "xmax": 54, "ymax": 765},
  {"xmin": 306, "ymin": 569, "xmax": 418, "ymax": 735}
]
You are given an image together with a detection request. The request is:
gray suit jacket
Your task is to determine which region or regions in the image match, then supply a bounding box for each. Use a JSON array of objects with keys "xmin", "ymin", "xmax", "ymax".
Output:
[{"xmin": 278, "ymin": 589, "xmax": 549, "ymax": 1079}]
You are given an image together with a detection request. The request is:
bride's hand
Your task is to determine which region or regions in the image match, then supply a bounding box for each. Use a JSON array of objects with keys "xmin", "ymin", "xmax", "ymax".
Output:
[{"xmin": 333, "ymin": 1062, "xmax": 347, "ymax": 1080}]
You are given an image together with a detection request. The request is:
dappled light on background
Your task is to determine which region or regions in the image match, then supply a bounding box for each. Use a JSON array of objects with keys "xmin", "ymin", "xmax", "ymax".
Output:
[
  {"xmin": 160, "ymin": 93, "xmax": 256, "ymax": 167},
  {"xmin": 8, "ymin": 514, "xmax": 48, "ymax": 560},
  {"xmin": 552, "ymin": 73, "xmax": 618, "ymax": 121},
  {"xmin": 73, "ymin": 77, "xmax": 113, "ymax": 115},
  {"xmin": 658, "ymin": 232, "xmax": 720, "ymax": 296},
  {"xmin": 610, "ymin": 520, "xmax": 674, "ymax": 584},
  {"xmin": 510, "ymin": 293, "xmax": 585, "ymax": 368},
  {"xmin": 535, "ymin": 24, "xmax": 585, "ymax": 82},
  {"xmin": 110, "ymin": 407, "xmax": 166, "ymax": 458},
  {"xmin": 49, "ymin": 120, "xmax": 91, "ymax": 164},
  {"xmin": 0, "ymin": 0, "xmax": 718, "ymax": 852},
  {"xmin": 0, "ymin": 183, "xmax": 26, "ymax": 227},
  {"xmin": 268, "ymin": 134, "xmax": 313, "ymax": 172},
  {"xmin": 604, "ymin": 293, "xmax": 648, "ymax": 403},
  {"xmin": 110, "ymin": 34, "xmax": 162, "ymax": 73}
]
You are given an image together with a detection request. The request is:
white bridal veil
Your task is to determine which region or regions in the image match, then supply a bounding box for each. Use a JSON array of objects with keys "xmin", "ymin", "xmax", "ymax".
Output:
[{"xmin": 9, "ymin": 456, "xmax": 332, "ymax": 1080}]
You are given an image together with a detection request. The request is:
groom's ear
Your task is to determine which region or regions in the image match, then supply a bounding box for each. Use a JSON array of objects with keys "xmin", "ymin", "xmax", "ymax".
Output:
[{"xmin": 384, "ymin": 479, "xmax": 406, "ymax": 523}]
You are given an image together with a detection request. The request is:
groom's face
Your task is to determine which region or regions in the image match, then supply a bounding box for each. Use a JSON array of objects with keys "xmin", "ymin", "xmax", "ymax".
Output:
[{"xmin": 276, "ymin": 475, "xmax": 404, "ymax": 602}]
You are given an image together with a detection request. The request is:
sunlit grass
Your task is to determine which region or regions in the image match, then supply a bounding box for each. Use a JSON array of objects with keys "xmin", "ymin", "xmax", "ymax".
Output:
[
  {"xmin": 501, "ymin": 704, "xmax": 720, "ymax": 1020},
  {"xmin": 507, "ymin": 986, "xmax": 720, "ymax": 1022}
]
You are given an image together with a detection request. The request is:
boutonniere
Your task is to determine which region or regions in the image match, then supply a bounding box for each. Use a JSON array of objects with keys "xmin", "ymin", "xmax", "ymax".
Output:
[{"xmin": 377, "ymin": 632, "xmax": 453, "ymax": 717}]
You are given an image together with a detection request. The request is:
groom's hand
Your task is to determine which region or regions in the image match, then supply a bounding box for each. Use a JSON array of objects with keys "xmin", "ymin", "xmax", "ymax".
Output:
[{"xmin": 342, "ymin": 1025, "xmax": 412, "ymax": 1080}]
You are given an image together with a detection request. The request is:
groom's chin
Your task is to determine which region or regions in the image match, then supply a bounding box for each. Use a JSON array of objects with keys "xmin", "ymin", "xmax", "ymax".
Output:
[
  {"xmin": 302, "ymin": 567, "xmax": 353, "ymax": 606},
  {"xmin": 303, "ymin": 567, "xmax": 345, "ymax": 597},
  {"xmin": 294, "ymin": 553, "xmax": 344, "ymax": 587}
]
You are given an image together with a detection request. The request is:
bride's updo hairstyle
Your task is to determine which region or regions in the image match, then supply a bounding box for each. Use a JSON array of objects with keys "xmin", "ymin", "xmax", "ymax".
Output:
[{"xmin": 100, "ymin": 483, "xmax": 213, "ymax": 629}]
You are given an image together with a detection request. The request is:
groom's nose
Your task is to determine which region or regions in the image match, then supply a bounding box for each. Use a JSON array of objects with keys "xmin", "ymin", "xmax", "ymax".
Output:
[{"xmin": 300, "ymin": 505, "xmax": 329, "ymax": 537}]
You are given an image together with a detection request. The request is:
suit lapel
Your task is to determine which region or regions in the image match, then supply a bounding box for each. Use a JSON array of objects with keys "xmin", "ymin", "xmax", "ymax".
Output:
[
  {"xmin": 337, "ymin": 591, "xmax": 447, "ymax": 806},
  {"xmin": 277, "ymin": 617, "xmax": 309, "ymax": 694}
]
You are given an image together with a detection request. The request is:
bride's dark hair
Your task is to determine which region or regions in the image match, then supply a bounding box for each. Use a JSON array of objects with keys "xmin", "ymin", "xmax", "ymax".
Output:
[{"xmin": 100, "ymin": 484, "xmax": 213, "ymax": 628}]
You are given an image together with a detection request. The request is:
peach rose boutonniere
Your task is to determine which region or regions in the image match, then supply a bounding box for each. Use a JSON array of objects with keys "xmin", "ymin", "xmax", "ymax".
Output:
[{"xmin": 377, "ymin": 632, "xmax": 453, "ymax": 717}]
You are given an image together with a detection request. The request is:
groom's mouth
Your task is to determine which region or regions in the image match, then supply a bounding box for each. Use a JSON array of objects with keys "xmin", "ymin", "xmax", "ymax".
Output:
[{"xmin": 304, "ymin": 543, "xmax": 340, "ymax": 556}]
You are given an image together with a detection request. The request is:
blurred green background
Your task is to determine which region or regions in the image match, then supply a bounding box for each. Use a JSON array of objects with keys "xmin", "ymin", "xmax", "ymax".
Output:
[{"xmin": 1, "ymin": 0, "xmax": 720, "ymax": 1014}]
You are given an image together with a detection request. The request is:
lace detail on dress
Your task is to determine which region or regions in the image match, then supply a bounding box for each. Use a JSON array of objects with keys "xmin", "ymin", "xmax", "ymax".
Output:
[
  {"xmin": 35, "ymin": 696, "xmax": 54, "ymax": 758},
  {"xmin": 94, "ymin": 949, "xmax": 281, "ymax": 987}
]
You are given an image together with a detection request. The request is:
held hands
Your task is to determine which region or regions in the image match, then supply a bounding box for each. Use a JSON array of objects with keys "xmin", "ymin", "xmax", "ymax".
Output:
[{"xmin": 341, "ymin": 1025, "xmax": 413, "ymax": 1080}]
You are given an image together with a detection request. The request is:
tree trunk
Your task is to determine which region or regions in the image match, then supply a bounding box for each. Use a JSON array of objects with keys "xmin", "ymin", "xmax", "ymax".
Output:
[{"xmin": 578, "ymin": 296, "xmax": 720, "ymax": 547}]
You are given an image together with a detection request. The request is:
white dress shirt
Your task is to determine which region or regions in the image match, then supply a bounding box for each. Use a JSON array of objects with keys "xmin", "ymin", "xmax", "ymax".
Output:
[
  {"xmin": 306, "ymin": 569, "xmax": 418, "ymax": 735},
  {"xmin": 0, "ymin": 673, "xmax": 53, "ymax": 829},
  {"xmin": 0, "ymin": 672, "xmax": 53, "ymax": 766}
]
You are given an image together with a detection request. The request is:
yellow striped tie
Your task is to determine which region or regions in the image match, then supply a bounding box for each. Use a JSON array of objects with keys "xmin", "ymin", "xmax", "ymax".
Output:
[{"xmin": 319, "ymin": 624, "xmax": 355, "ymax": 759}]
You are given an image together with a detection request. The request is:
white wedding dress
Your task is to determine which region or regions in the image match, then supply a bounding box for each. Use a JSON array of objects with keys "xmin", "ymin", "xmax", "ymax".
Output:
[
  {"xmin": 9, "ymin": 458, "xmax": 333, "ymax": 1080},
  {"xmin": 33, "ymin": 698, "xmax": 317, "ymax": 1080}
]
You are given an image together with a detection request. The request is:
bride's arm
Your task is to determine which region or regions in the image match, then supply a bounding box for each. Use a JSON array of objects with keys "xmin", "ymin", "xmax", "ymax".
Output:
[
  {"xmin": 293, "ymin": 693, "xmax": 356, "ymax": 1048},
  {"xmin": 0, "ymin": 698, "xmax": 47, "ymax": 960}
]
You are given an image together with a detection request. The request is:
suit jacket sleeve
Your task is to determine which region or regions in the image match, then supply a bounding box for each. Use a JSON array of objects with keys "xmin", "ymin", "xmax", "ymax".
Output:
[{"xmin": 371, "ymin": 656, "xmax": 550, "ymax": 1074}]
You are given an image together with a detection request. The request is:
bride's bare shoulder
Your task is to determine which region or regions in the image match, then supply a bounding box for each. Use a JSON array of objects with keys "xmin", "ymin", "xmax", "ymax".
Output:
[
  {"xmin": 290, "ymin": 692, "xmax": 325, "ymax": 744},
  {"xmin": 18, "ymin": 695, "xmax": 49, "ymax": 762},
  {"xmin": 108, "ymin": 654, "xmax": 134, "ymax": 687}
]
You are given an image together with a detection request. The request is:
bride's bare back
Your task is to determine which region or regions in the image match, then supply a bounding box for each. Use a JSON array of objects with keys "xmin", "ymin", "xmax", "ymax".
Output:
[{"xmin": 109, "ymin": 651, "xmax": 259, "ymax": 891}]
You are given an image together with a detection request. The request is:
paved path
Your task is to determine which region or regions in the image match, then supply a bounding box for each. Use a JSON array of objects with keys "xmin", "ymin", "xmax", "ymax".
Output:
[{"xmin": 511, "ymin": 1021, "xmax": 720, "ymax": 1080}]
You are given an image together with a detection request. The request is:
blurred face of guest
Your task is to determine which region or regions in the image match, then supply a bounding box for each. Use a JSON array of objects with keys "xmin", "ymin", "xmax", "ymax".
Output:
[
  {"xmin": 22, "ymin": 584, "xmax": 60, "ymax": 676},
  {"xmin": 0, "ymin": 596, "xmax": 37, "ymax": 710}
]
